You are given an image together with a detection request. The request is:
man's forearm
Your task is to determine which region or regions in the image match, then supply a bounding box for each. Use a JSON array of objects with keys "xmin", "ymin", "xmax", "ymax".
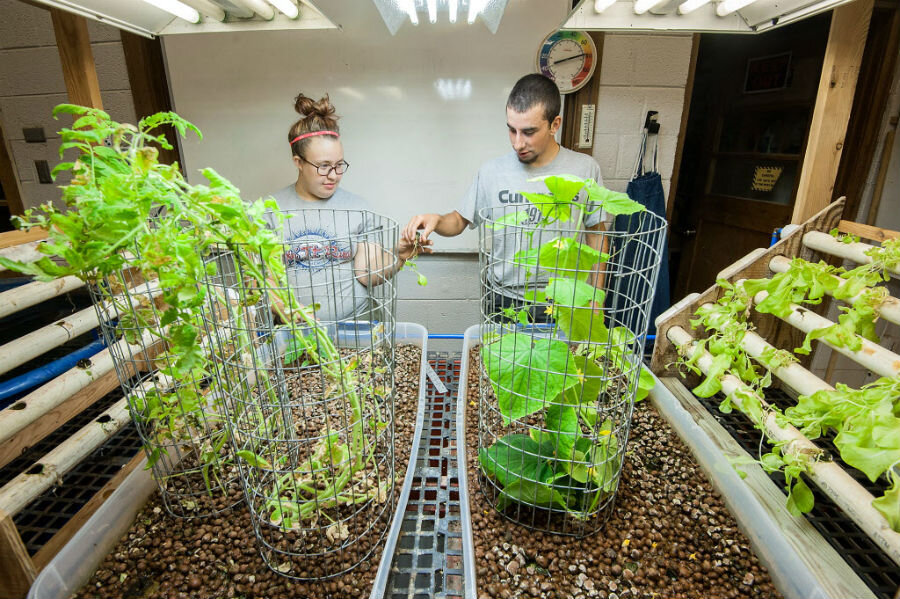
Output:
[{"xmin": 433, "ymin": 211, "xmax": 469, "ymax": 237}]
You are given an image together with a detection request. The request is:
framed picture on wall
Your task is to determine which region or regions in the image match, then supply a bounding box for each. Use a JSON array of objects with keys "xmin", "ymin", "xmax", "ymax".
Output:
[{"xmin": 743, "ymin": 51, "xmax": 792, "ymax": 94}]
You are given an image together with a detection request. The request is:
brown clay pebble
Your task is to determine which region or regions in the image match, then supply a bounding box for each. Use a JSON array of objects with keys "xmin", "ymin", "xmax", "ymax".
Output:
[
  {"xmin": 74, "ymin": 346, "xmax": 423, "ymax": 599},
  {"xmin": 463, "ymin": 348, "xmax": 783, "ymax": 599}
]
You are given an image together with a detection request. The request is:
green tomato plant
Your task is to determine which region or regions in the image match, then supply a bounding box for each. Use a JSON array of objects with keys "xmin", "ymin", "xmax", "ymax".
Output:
[
  {"xmin": 677, "ymin": 234, "xmax": 900, "ymax": 530},
  {"xmin": 0, "ymin": 105, "xmax": 393, "ymax": 527},
  {"xmin": 477, "ymin": 175, "xmax": 657, "ymax": 520}
]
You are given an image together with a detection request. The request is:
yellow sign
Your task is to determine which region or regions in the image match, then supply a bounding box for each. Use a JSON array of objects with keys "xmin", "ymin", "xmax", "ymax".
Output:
[{"xmin": 751, "ymin": 166, "xmax": 783, "ymax": 192}]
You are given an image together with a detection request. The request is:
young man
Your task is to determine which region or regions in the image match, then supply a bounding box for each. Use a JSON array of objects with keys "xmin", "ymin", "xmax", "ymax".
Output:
[{"xmin": 402, "ymin": 73, "xmax": 609, "ymax": 315}]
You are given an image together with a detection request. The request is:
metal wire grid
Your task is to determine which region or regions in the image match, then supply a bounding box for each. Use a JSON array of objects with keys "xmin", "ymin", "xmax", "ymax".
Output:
[
  {"xmin": 698, "ymin": 389, "xmax": 898, "ymax": 599},
  {"xmin": 387, "ymin": 354, "xmax": 465, "ymax": 599},
  {"xmin": 476, "ymin": 206, "xmax": 667, "ymax": 536},
  {"xmin": 89, "ymin": 268, "xmax": 239, "ymax": 520},
  {"xmin": 201, "ymin": 210, "xmax": 401, "ymax": 580},
  {"xmin": 2, "ymin": 388, "xmax": 143, "ymax": 555}
]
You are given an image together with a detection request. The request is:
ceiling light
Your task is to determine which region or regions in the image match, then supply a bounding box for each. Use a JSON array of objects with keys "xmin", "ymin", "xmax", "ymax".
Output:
[
  {"xmin": 716, "ymin": 0, "xmax": 757, "ymax": 17},
  {"xmin": 139, "ymin": 0, "xmax": 200, "ymax": 22},
  {"xmin": 467, "ymin": 0, "xmax": 483, "ymax": 24},
  {"xmin": 677, "ymin": 0, "xmax": 711, "ymax": 14},
  {"xmin": 267, "ymin": 0, "xmax": 299, "ymax": 18},
  {"xmin": 427, "ymin": 0, "xmax": 438, "ymax": 22},
  {"xmin": 593, "ymin": 0, "xmax": 617, "ymax": 13},
  {"xmin": 180, "ymin": 0, "xmax": 226, "ymax": 21},
  {"xmin": 448, "ymin": 0, "xmax": 458, "ymax": 22},
  {"xmin": 633, "ymin": 0, "xmax": 667, "ymax": 15},
  {"xmin": 230, "ymin": 0, "xmax": 276, "ymax": 19},
  {"xmin": 371, "ymin": 0, "xmax": 508, "ymax": 34}
]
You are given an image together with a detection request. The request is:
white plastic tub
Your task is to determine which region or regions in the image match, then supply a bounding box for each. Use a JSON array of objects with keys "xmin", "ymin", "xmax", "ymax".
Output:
[{"xmin": 28, "ymin": 322, "xmax": 430, "ymax": 599}]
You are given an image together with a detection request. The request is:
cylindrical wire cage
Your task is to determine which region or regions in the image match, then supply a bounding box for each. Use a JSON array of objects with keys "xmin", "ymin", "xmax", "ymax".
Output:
[
  {"xmin": 202, "ymin": 209, "xmax": 400, "ymax": 580},
  {"xmin": 477, "ymin": 203, "xmax": 667, "ymax": 536},
  {"xmin": 89, "ymin": 257, "xmax": 242, "ymax": 519}
]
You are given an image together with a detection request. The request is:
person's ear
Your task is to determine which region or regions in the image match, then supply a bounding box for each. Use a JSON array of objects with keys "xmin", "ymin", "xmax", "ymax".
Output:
[
  {"xmin": 549, "ymin": 115, "xmax": 562, "ymax": 135},
  {"xmin": 292, "ymin": 155, "xmax": 302, "ymax": 170}
]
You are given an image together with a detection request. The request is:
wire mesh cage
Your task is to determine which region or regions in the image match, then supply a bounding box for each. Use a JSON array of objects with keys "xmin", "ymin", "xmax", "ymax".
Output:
[
  {"xmin": 201, "ymin": 209, "xmax": 401, "ymax": 580},
  {"xmin": 89, "ymin": 259, "xmax": 241, "ymax": 520},
  {"xmin": 476, "ymin": 201, "xmax": 667, "ymax": 536}
]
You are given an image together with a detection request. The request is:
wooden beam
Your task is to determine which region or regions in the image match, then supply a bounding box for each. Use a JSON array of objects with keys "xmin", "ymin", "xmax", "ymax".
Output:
[
  {"xmin": 834, "ymin": 4, "xmax": 900, "ymax": 221},
  {"xmin": 561, "ymin": 32, "xmax": 604, "ymax": 156},
  {"xmin": 0, "ymin": 229, "xmax": 48, "ymax": 250},
  {"xmin": 0, "ymin": 508, "xmax": 36, "ymax": 599},
  {"xmin": 120, "ymin": 32, "xmax": 182, "ymax": 168},
  {"xmin": 791, "ymin": 0, "xmax": 873, "ymax": 223},
  {"xmin": 837, "ymin": 219, "xmax": 900, "ymax": 242},
  {"xmin": 50, "ymin": 9, "xmax": 103, "ymax": 110},
  {"xmin": 31, "ymin": 451, "xmax": 144, "ymax": 572},
  {"xmin": 666, "ymin": 33, "xmax": 700, "ymax": 223}
]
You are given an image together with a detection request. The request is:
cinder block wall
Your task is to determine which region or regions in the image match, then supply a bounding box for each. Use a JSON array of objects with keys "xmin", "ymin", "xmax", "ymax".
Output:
[
  {"xmin": 593, "ymin": 33, "xmax": 694, "ymax": 201},
  {"xmin": 0, "ymin": 0, "xmax": 136, "ymax": 211}
]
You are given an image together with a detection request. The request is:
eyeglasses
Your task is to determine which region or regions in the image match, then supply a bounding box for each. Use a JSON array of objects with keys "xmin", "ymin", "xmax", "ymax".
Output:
[{"xmin": 298, "ymin": 155, "xmax": 350, "ymax": 176}]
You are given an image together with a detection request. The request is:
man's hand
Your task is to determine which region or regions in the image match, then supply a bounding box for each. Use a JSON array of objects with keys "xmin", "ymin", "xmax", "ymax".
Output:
[
  {"xmin": 397, "ymin": 232, "xmax": 432, "ymax": 261},
  {"xmin": 403, "ymin": 214, "xmax": 441, "ymax": 244}
]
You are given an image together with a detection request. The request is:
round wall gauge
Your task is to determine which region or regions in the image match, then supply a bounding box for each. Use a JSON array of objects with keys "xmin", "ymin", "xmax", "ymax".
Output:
[{"xmin": 536, "ymin": 30, "xmax": 598, "ymax": 94}]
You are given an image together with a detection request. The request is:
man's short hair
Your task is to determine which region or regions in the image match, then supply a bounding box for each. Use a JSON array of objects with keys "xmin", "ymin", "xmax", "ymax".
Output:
[{"xmin": 506, "ymin": 74, "xmax": 561, "ymax": 125}]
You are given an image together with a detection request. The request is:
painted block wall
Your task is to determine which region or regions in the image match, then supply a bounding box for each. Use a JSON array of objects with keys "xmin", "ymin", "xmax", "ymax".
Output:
[
  {"xmin": 0, "ymin": 0, "xmax": 136, "ymax": 212},
  {"xmin": 592, "ymin": 33, "xmax": 694, "ymax": 202}
]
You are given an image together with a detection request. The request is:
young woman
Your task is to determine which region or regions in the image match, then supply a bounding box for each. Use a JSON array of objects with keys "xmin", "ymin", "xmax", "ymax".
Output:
[{"xmin": 268, "ymin": 92, "xmax": 415, "ymax": 322}]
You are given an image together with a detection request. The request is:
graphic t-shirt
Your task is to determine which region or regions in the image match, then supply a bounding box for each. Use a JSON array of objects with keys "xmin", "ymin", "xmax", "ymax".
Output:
[
  {"xmin": 457, "ymin": 147, "xmax": 607, "ymax": 295},
  {"xmin": 267, "ymin": 185, "xmax": 373, "ymax": 322}
]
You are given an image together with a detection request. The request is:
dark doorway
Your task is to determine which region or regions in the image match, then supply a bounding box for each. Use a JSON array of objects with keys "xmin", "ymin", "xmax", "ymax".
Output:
[{"xmin": 668, "ymin": 13, "xmax": 831, "ymax": 299}]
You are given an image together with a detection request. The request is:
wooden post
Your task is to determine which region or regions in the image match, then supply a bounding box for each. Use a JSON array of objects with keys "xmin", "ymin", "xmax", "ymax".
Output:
[
  {"xmin": 50, "ymin": 9, "xmax": 103, "ymax": 110},
  {"xmin": 561, "ymin": 32, "xmax": 604, "ymax": 156},
  {"xmin": 791, "ymin": 0, "xmax": 873, "ymax": 223},
  {"xmin": 0, "ymin": 508, "xmax": 36, "ymax": 599}
]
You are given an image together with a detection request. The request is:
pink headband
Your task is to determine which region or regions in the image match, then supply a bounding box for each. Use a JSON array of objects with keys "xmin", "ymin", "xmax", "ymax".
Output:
[{"xmin": 290, "ymin": 130, "xmax": 339, "ymax": 145}]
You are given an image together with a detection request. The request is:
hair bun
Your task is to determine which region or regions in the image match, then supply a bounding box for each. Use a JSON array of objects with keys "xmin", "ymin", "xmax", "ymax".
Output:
[{"xmin": 294, "ymin": 93, "xmax": 336, "ymax": 120}]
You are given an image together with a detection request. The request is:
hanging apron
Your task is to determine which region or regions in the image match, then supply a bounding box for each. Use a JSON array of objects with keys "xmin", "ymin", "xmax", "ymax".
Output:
[{"xmin": 612, "ymin": 129, "xmax": 671, "ymax": 338}]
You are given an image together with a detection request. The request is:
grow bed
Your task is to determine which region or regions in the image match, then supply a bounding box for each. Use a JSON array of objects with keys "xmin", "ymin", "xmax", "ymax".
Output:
[
  {"xmin": 458, "ymin": 326, "xmax": 781, "ymax": 599},
  {"xmin": 28, "ymin": 323, "xmax": 429, "ymax": 599}
]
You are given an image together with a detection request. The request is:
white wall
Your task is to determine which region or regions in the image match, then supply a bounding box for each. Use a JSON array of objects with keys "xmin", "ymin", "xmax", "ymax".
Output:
[
  {"xmin": 0, "ymin": 0, "xmax": 136, "ymax": 211},
  {"xmin": 592, "ymin": 33, "xmax": 693, "ymax": 200}
]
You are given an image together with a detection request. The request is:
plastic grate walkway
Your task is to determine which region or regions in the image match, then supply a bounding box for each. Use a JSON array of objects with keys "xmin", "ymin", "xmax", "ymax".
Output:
[{"xmin": 386, "ymin": 352, "xmax": 465, "ymax": 599}]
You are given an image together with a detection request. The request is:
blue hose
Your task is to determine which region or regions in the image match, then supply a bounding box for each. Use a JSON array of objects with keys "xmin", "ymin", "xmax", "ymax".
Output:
[
  {"xmin": 428, "ymin": 334, "xmax": 465, "ymax": 339},
  {"xmin": 0, "ymin": 338, "xmax": 107, "ymax": 405}
]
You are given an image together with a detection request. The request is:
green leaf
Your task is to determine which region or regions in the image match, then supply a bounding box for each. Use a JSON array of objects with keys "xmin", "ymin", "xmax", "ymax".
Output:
[
  {"xmin": 236, "ymin": 450, "xmax": 272, "ymax": 469},
  {"xmin": 531, "ymin": 174, "xmax": 587, "ymax": 205},
  {"xmin": 584, "ymin": 180, "xmax": 644, "ymax": 216},
  {"xmin": 479, "ymin": 434, "xmax": 554, "ymax": 486},
  {"xmin": 544, "ymin": 404, "xmax": 579, "ymax": 460},
  {"xmin": 487, "ymin": 210, "xmax": 530, "ymax": 230},
  {"xmin": 786, "ymin": 478, "xmax": 814, "ymax": 516},
  {"xmin": 481, "ymin": 334, "xmax": 580, "ymax": 424},
  {"xmin": 496, "ymin": 479, "xmax": 569, "ymax": 511},
  {"xmin": 634, "ymin": 366, "xmax": 655, "ymax": 402},
  {"xmin": 543, "ymin": 277, "xmax": 604, "ymax": 308},
  {"xmin": 872, "ymin": 474, "xmax": 900, "ymax": 532},
  {"xmin": 537, "ymin": 238, "xmax": 602, "ymax": 281}
]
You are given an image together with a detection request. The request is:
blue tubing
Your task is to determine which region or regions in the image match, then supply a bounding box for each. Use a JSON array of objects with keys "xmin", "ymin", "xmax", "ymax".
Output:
[
  {"xmin": 0, "ymin": 338, "xmax": 107, "ymax": 404},
  {"xmin": 428, "ymin": 334, "xmax": 465, "ymax": 339}
]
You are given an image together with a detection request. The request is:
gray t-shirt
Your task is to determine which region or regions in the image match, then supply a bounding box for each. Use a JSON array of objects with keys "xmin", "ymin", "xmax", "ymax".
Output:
[
  {"xmin": 458, "ymin": 147, "xmax": 607, "ymax": 294},
  {"xmin": 267, "ymin": 185, "xmax": 372, "ymax": 322}
]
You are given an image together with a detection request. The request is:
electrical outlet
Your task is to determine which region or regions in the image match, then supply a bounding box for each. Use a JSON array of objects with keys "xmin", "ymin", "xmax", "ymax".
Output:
[{"xmin": 34, "ymin": 160, "xmax": 53, "ymax": 184}]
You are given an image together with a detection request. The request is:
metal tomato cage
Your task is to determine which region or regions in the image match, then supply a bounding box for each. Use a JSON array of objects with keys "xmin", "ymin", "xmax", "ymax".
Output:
[
  {"xmin": 89, "ymin": 248, "xmax": 241, "ymax": 520},
  {"xmin": 476, "ymin": 204, "xmax": 667, "ymax": 536},
  {"xmin": 201, "ymin": 209, "xmax": 401, "ymax": 580}
]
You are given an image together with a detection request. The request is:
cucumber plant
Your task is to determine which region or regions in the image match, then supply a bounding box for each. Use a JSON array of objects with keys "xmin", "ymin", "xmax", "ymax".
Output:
[{"xmin": 478, "ymin": 175, "xmax": 657, "ymax": 520}]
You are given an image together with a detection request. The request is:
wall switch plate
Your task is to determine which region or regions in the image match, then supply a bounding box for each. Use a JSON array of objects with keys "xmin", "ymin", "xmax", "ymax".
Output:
[{"xmin": 23, "ymin": 127, "xmax": 46, "ymax": 143}]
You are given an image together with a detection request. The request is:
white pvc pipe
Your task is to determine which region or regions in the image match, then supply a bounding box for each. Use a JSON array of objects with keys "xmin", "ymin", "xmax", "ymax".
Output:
[
  {"xmin": 0, "ymin": 398, "xmax": 130, "ymax": 516},
  {"xmin": 768, "ymin": 255, "xmax": 900, "ymax": 326},
  {"xmin": 748, "ymin": 292, "xmax": 900, "ymax": 380},
  {"xmin": 0, "ymin": 329, "xmax": 158, "ymax": 448},
  {"xmin": 0, "ymin": 276, "xmax": 85, "ymax": 319},
  {"xmin": 668, "ymin": 325, "xmax": 900, "ymax": 566},
  {"xmin": 803, "ymin": 231, "xmax": 900, "ymax": 277},
  {"xmin": 0, "ymin": 241, "xmax": 43, "ymax": 272}
]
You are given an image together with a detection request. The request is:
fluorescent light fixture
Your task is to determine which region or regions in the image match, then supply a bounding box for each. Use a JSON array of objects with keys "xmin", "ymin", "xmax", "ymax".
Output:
[
  {"xmin": 139, "ymin": 0, "xmax": 200, "ymax": 22},
  {"xmin": 267, "ymin": 0, "xmax": 299, "ymax": 18},
  {"xmin": 231, "ymin": 0, "xmax": 276, "ymax": 19},
  {"xmin": 405, "ymin": 0, "xmax": 419, "ymax": 25},
  {"xmin": 593, "ymin": 0, "xmax": 618, "ymax": 12},
  {"xmin": 468, "ymin": 0, "xmax": 484, "ymax": 24},
  {"xmin": 448, "ymin": 0, "xmax": 458, "ymax": 23},
  {"xmin": 677, "ymin": 0, "xmax": 711, "ymax": 14},
  {"xmin": 434, "ymin": 78, "xmax": 472, "ymax": 100},
  {"xmin": 633, "ymin": 0, "xmax": 667, "ymax": 14},
  {"xmin": 179, "ymin": 0, "xmax": 225, "ymax": 21},
  {"xmin": 426, "ymin": 0, "xmax": 437, "ymax": 23},
  {"xmin": 716, "ymin": 0, "xmax": 757, "ymax": 17}
]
